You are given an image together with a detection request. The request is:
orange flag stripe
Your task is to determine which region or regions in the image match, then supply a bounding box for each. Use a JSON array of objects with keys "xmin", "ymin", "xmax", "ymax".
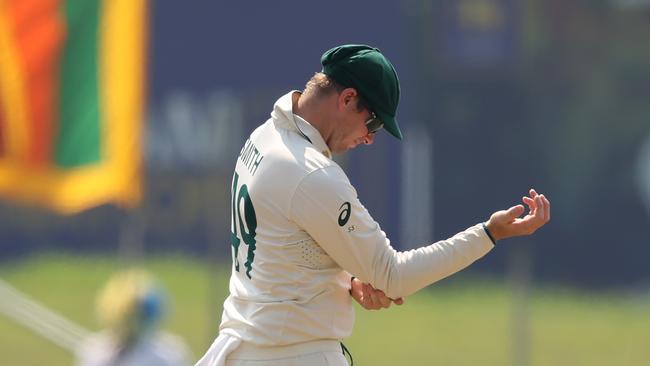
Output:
[
  {"xmin": 0, "ymin": 0, "xmax": 30, "ymax": 163},
  {"xmin": 7, "ymin": 0, "xmax": 65, "ymax": 166}
]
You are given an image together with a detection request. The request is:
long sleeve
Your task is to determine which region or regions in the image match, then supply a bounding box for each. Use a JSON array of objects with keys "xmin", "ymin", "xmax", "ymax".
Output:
[{"xmin": 289, "ymin": 166, "xmax": 494, "ymax": 299}]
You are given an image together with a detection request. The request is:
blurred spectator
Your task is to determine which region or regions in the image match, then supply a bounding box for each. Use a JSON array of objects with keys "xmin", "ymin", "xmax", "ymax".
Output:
[{"xmin": 75, "ymin": 269, "xmax": 191, "ymax": 366}]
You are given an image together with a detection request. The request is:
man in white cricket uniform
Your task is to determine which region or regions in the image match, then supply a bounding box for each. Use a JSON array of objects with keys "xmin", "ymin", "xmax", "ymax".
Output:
[{"xmin": 196, "ymin": 45, "xmax": 551, "ymax": 366}]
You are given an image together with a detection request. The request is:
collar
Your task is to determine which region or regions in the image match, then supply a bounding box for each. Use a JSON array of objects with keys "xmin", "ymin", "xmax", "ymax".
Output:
[{"xmin": 271, "ymin": 91, "xmax": 332, "ymax": 159}]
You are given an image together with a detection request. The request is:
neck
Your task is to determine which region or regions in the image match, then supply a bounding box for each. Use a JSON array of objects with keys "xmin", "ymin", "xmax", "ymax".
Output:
[{"xmin": 293, "ymin": 91, "xmax": 334, "ymax": 146}]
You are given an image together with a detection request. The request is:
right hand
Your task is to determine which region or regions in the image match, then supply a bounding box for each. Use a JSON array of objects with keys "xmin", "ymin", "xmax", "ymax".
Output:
[
  {"xmin": 351, "ymin": 277, "xmax": 404, "ymax": 310},
  {"xmin": 485, "ymin": 188, "xmax": 550, "ymax": 241}
]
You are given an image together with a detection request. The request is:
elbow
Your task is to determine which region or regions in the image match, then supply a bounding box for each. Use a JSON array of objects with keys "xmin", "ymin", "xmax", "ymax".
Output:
[
  {"xmin": 372, "ymin": 250, "xmax": 410, "ymax": 299},
  {"xmin": 383, "ymin": 274, "xmax": 413, "ymax": 300}
]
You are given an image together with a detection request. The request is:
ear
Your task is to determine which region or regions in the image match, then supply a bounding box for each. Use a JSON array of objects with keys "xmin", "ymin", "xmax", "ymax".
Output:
[{"xmin": 337, "ymin": 88, "xmax": 358, "ymax": 111}]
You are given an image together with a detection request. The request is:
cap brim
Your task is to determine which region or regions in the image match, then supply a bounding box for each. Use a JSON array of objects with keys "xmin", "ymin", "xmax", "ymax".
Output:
[{"xmin": 376, "ymin": 112, "xmax": 402, "ymax": 140}]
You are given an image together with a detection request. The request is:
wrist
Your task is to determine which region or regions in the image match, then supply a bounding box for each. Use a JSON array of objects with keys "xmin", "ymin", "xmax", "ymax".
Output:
[{"xmin": 482, "ymin": 222, "xmax": 497, "ymax": 244}]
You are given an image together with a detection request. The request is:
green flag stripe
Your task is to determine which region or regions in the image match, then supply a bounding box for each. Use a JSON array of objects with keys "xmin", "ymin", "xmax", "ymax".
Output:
[{"xmin": 55, "ymin": 0, "xmax": 102, "ymax": 168}]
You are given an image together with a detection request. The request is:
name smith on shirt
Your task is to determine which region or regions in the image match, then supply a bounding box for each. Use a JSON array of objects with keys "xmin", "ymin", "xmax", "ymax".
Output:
[{"xmin": 239, "ymin": 139, "xmax": 264, "ymax": 176}]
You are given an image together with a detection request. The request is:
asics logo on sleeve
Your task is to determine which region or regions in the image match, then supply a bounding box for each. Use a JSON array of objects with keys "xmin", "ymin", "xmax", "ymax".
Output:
[{"xmin": 338, "ymin": 202, "xmax": 351, "ymax": 226}]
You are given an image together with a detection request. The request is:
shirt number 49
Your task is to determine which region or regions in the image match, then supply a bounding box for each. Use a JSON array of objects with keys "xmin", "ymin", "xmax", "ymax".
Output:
[{"xmin": 230, "ymin": 172, "xmax": 257, "ymax": 279}]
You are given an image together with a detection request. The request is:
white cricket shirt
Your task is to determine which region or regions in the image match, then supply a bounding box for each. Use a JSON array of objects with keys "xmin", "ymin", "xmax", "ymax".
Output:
[{"xmin": 219, "ymin": 91, "xmax": 495, "ymax": 346}]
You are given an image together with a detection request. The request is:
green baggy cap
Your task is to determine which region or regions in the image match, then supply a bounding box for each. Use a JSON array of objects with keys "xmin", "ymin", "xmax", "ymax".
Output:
[{"xmin": 321, "ymin": 44, "xmax": 403, "ymax": 140}]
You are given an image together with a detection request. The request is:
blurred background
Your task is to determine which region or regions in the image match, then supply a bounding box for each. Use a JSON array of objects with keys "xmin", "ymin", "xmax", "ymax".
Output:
[{"xmin": 1, "ymin": 0, "xmax": 649, "ymax": 365}]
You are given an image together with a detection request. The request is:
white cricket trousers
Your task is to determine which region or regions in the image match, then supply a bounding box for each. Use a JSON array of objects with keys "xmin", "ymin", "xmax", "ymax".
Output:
[{"xmin": 195, "ymin": 333, "xmax": 349, "ymax": 366}]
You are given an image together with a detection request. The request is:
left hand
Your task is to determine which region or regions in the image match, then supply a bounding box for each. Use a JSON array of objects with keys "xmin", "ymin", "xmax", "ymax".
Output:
[
  {"xmin": 350, "ymin": 277, "xmax": 404, "ymax": 310},
  {"xmin": 486, "ymin": 188, "xmax": 551, "ymax": 241}
]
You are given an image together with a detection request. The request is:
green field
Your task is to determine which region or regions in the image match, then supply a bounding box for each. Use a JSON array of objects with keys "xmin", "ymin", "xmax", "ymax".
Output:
[{"xmin": 1, "ymin": 255, "xmax": 649, "ymax": 365}]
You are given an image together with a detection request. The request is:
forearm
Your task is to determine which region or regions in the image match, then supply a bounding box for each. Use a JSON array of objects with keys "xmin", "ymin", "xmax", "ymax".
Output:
[{"xmin": 370, "ymin": 224, "xmax": 494, "ymax": 299}]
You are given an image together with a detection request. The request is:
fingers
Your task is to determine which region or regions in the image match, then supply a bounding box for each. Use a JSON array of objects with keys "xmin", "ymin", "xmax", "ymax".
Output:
[
  {"xmin": 522, "ymin": 190, "xmax": 550, "ymax": 231},
  {"xmin": 367, "ymin": 285, "xmax": 381, "ymax": 306},
  {"xmin": 361, "ymin": 283, "xmax": 374, "ymax": 308},
  {"xmin": 358, "ymin": 283, "xmax": 398, "ymax": 310},
  {"xmin": 360, "ymin": 284, "xmax": 385, "ymax": 310},
  {"xmin": 376, "ymin": 291, "xmax": 392, "ymax": 308},
  {"xmin": 533, "ymin": 193, "xmax": 551, "ymax": 222},
  {"xmin": 537, "ymin": 193, "xmax": 550, "ymax": 222},
  {"xmin": 522, "ymin": 196, "xmax": 536, "ymax": 213},
  {"xmin": 368, "ymin": 287, "xmax": 391, "ymax": 309},
  {"xmin": 524, "ymin": 188, "xmax": 550, "ymax": 222},
  {"xmin": 534, "ymin": 194, "xmax": 545, "ymax": 221},
  {"xmin": 543, "ymin": 194, "xmax": 551, "ymax": 221}
]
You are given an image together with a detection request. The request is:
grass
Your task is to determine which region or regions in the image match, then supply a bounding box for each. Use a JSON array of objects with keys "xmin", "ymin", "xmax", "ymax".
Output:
[{"xmin": 1, "ymin": 254, "xmax": 648, "ymax": 365}]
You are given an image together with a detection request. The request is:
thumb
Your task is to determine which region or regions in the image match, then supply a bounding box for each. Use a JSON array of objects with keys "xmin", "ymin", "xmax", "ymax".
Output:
[
  {"xmin": 350, "ymin": 278, "xmax": 362, "ymax": 298},
  {"xmin": 504, "ymin": 205, "xmax": 525, "ymax": 221}
]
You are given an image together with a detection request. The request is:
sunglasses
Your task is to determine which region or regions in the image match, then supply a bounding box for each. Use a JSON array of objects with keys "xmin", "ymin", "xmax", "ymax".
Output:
[{"xmin": 365, "ymin": 112, "xmax": 384, "ymax": 134}]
